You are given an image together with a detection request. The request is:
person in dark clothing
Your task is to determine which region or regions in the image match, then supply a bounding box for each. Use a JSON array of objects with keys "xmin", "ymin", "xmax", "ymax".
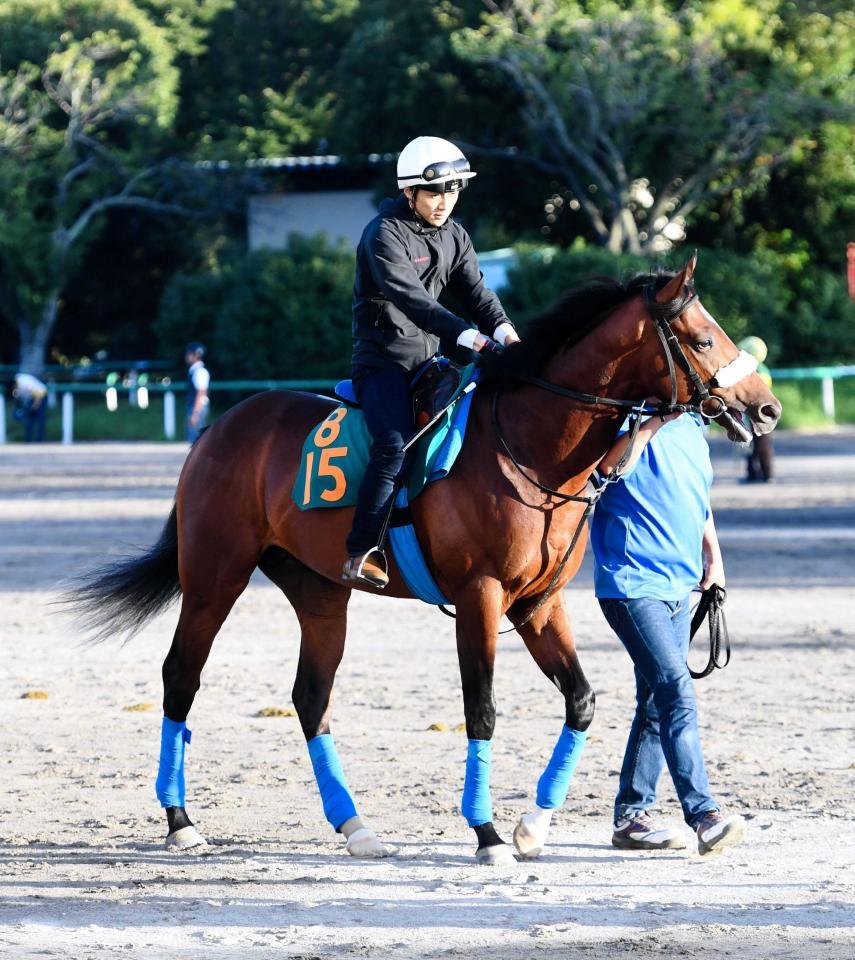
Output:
[
  {"xmin": 342, "ymin": 135, "xmax": 519, "ymax": 587},
  {"xmin": 739, "ymin": 337, "xmax": 775, "ymax": 483}
]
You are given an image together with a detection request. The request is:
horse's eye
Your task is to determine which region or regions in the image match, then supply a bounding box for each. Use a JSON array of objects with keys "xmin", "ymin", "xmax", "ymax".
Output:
[{"xmin": 694, "ymin": 338, "xmax": 713, "ymax": 352}]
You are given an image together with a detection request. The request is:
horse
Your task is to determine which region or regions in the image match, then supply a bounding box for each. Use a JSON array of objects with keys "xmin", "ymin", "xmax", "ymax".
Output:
[{"xmin": 72, "ymin": 255, "xmax": 781, "ymax": 864}]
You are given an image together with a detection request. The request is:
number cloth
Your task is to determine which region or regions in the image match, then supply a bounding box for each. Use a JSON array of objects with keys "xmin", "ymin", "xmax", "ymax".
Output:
[{"xmin": 293, "ymin": 364, "xmax": 477, "ymax": 511}]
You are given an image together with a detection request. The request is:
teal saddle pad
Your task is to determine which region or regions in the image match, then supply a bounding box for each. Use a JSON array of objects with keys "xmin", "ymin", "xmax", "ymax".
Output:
[{"xmin": 293, "ymin": 365, "xmax": 477, "ymax": 511}]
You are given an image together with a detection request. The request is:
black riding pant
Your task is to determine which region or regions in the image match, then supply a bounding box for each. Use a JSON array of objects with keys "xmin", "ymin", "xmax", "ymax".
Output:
[{"xmin": 346, "ymin": 366, "xmax": 414, "ymax": 555}]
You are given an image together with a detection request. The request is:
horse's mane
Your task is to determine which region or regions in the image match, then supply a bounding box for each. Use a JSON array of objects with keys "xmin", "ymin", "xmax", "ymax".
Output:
[{"xmin": 479, "ymin": 270, "xmax": 696, "ymax": 388}]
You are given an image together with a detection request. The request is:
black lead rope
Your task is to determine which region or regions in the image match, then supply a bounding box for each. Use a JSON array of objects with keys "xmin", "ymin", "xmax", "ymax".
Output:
[{"xmin": 688, "ymin": 584, "xmax": 731, "ymax": 679}]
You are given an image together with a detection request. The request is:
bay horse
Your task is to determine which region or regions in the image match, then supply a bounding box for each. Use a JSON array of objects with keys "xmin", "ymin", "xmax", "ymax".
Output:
[{"xmin": 73, "ymin": 256, "xmax": 780, "ymax": 864}]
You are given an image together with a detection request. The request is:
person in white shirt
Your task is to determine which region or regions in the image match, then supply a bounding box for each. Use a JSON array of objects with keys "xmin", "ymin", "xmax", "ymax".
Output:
[
  {"xmin": 184, "ymin": 343, "xmax": 210, "ymax": 443},
  {"xmin": 13, "ymin": 372, "xmax": 48, "ymax": 442}
]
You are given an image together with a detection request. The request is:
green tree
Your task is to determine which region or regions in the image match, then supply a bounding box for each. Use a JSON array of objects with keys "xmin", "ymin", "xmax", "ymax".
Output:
[
  {"xmin": 452, "ymin": 0, "xmax": 853, "ymax": 254},
  {"xmin": 0, "ymin": 0, "xmax": 198, "ymax": 373},
  {"xmin": 174, "ymin": 0, "xmax": 356, "ymax": 159}
]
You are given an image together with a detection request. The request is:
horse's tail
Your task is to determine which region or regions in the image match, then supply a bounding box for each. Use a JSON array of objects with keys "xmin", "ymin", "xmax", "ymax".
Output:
[{"xmin": 69, "ymin": 505, "xmax": 182, "ymax": 643}]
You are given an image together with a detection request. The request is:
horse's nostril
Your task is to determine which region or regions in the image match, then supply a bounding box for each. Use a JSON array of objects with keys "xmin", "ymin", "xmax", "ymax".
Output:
[{"xmin": 759, "ymin": 403, "xmax": 781, "ymax": 422}]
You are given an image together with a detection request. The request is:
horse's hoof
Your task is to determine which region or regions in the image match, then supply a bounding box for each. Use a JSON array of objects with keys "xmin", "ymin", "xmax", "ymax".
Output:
[
  {"xmin": 345, "ymin": 827, "xmax": 392, "ymax": 858},
  {"xmin": 513, "ymin": 818, "xmax": 546, "ymax": 859},
  {"xmin": 165, "ymin": 825, "xmax": 208, "ymax": 851},
  {"xmin": 475, "ymin": 842, "xmax": 518, "ymax": 866}
]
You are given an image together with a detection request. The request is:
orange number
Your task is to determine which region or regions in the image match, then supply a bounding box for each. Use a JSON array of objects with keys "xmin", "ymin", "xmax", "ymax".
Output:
[
  {"xmin": 303, "ymin": 451, "xmax": 315, "ymax": 505},
  {"xmin": 318, "ymin": 446, "xmax": 348, "ymax": 502},
  {"xmin": 314, "ymin": 407, "xmax": 347, "ymax": 448}
]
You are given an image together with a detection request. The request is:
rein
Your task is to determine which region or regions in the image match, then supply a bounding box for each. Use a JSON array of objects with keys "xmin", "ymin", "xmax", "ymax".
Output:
[
  {"xmin": 489, "ymin": 392, "xmax": 652, "ymax": 632},
  {"xmin": 688, "ymin": 585, "xmax": 731, "ymax": 679}
]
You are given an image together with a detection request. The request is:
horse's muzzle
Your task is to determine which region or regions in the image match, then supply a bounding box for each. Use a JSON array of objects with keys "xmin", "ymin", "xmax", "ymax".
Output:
[{"xmin": 748, "ymin": 399, "xmax": 783, "ymax": 436}]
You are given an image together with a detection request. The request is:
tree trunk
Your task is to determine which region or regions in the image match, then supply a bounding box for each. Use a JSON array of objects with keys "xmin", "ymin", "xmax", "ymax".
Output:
[{"xmin": 17, "ymin": 296, "xmax": 59, "ymax": 376}]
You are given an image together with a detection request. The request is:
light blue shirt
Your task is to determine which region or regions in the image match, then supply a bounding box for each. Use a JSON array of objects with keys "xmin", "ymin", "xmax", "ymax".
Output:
[{"xmin": 591, "ymin": 415, "xmax": 712, "ymax": 600}]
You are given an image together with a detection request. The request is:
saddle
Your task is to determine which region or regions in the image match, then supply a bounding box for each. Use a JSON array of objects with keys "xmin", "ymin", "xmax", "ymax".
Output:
[{"xmin": 334, "ymin": 357, "xmax": 462, "ymax": 428}]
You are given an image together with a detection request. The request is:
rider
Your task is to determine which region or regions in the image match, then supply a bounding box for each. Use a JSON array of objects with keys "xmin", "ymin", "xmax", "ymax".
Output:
[{"xmin": 342, "ymin": 136, "xmax": 519, "ymax": 587}]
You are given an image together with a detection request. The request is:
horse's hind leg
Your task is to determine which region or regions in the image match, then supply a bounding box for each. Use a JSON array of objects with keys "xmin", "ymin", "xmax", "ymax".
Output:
[
  {"xmin": 158, "ymin": 547, "xmax": 257, "ymax": 850},
  {"xmin": 511, "ymin": 597, "xmax": 594, "ymax": 859},
  {"xmin": 258, "ymin": 547, "xmax": 391, "ymax": 858}
]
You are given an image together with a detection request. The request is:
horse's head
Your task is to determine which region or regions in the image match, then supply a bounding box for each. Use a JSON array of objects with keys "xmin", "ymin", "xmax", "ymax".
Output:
[{"xmin": 643, "ymin": 254, "xmax": 782, "ymax": 440}]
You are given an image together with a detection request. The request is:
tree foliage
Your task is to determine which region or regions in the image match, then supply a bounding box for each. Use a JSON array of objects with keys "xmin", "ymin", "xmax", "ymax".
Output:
[
  {"xmin": 155, "ymin": 235, "xmax": 355, "ymax": 378},
  {"xmin": 1, "ymin": 0, "xmax": 852, "ymax": 371},
  {"xmin": 0, "ymin": 0, "xmax": 189, "ymax": 371},
  {"xmin": 452, "ymin": 0, "xmax": 853, "ymax": 255}
]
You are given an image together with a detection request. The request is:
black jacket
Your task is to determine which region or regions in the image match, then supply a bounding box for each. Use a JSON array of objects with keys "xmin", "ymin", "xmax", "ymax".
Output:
[{"xmin": 352, "ymin": 195, "xmax": 511, "ymax": 373}]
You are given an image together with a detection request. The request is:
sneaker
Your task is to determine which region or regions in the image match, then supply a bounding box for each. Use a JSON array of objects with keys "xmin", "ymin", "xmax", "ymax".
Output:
[
  {"xmin": 341, "ymin": 551, "xmax": 389, "ymax": 588},
  {"xmin": 695, "ymin": 810, "xmax": 746, "ymax": 855},
  {"xmin": 611, "ymin": 811, "xmax": 687, "ymax": 850}
]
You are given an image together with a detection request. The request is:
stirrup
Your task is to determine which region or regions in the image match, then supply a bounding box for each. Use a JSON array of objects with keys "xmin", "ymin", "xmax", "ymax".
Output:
[{"xmin": 341, "ymin": 548, "xmax": 389, "ymax": 588}]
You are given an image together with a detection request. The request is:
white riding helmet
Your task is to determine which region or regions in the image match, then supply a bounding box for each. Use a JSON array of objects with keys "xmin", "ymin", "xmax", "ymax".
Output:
[{"xmin": 396, "ymin": 136, "xmax": 477, "ymax": 193}]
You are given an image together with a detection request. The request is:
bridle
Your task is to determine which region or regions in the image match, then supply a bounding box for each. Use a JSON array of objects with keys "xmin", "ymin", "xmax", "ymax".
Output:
[
  {"xmin": 515, "ymin": 284, "xmax": 753, "ymax": 428},
  {"xmin": 479, "ymin": 283, "xmax": 756, "ymax": 631}
]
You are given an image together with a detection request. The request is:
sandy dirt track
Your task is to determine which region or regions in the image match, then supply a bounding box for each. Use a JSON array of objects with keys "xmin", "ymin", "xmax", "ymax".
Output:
[{"xmin": 1, "ymin": 431, "xmax": 853, "ymax": 959}]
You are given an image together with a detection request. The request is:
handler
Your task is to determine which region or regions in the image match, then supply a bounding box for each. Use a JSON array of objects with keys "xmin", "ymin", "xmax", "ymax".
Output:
[
  {"xmin": 342, "ymin": 135, "xmax": 519, "ymax": 588},
  {"xmin": 740, "ymin": 336, "xmax": 775, "ymax": 483},
  {"xmin": 592, "ymin": 408, "xmax": 746, "ymax": 855}
]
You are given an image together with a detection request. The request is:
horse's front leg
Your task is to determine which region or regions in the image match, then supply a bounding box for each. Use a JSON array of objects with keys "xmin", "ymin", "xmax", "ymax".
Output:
[
  {"xmin": 511, "ymin": 597, "xmax": 595, "ymax": 859},
  {"xmin": 455, "ymin": 581, "xmax": 517, "ymax": 866}
]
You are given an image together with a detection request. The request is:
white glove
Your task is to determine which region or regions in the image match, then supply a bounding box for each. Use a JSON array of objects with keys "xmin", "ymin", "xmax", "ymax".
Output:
[{"xmin": 493, "ymin": 322, "xmax": 520, "ymax": 346}]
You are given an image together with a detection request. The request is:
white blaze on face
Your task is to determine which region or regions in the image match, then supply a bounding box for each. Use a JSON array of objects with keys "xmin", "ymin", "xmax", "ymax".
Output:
[
  {"xmin": 696, "ymin": 303, "xmax": 758, "ymax": 388},
  {"xmin": 698, "ymin": 303, "xmax": 722, "ymax": 329}
]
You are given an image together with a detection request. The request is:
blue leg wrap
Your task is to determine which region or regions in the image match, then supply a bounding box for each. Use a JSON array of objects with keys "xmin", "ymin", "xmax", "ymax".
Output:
[
  {"xmin": 155, "ymin": 716, "xmax": 191, "ymax": 808},
  {"xmin": 308, "ymin": 734, "xmax": 358, "ymax": 832},
  {"xmin": 461, "ymin": 739, "xmax": 493, "ymax": 827},
  {"xmin": 536, "ymin": 725, "xmax": 587, "ymax": 809}
]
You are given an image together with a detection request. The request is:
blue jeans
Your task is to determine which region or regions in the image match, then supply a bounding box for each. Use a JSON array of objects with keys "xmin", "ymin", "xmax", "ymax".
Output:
[
  {"xmin": 186, "ymin": 407, "xmax": 209, "ymax": 444},
  {"xmin": 346, "ymin": 366, "xmax": 414, "ymax": 555},
  {"xmin": 24, "ymin": 400, "xmax": 46, "ymax": 443},
  {"xmin": 599, "ymin": 597, "xmax": 718, "ymax": 828}
]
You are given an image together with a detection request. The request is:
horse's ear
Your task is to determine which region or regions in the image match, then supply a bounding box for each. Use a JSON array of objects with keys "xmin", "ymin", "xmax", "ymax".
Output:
[{"xmin": 655, "ymin": 251, "xmax": 698, "ymax": 303}]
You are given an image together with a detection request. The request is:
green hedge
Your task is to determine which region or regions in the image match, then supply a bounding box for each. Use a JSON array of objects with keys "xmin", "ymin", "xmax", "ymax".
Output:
[
  {"xmin": 154, "ymin": 234, "xmax": 853, "ymax": 381},
  {"xmin": 156, "ymin": 234, "xmax": 355, "ymax": 379}
]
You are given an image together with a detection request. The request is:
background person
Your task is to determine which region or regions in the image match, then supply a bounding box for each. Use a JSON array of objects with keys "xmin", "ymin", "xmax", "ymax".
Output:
[
  {"xmin": 342, "ymin": 135, "xmax": 520, "ymax": 588},
  {"xmin": 13, "ymin": 372, "xmax": 48, "ymax": 443},
  {"xmin": 185, "ymin": 343, "xmax": 210, "ymax": 443},
  {"xmin": 591, "ymin": 408, "xmax": 746, "ymax": 856},
  {"xmin": 739, "ymin": 336, "xmax": 775, "ymax": 483}
]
